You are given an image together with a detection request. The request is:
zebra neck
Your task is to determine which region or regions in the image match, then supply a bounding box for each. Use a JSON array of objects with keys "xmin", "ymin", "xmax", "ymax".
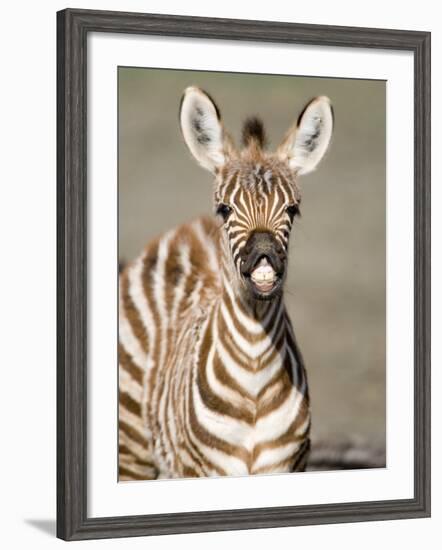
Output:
[
  {"xmin": 223, "ymin": 277, "xmax": 280, "ymax": 320},
  {"xmin": 216, "ymin": 238, "xmax": 286, "ymax": 364},
  {"xmin": 216, "ymin": 271, "xmax": 286, "ymax": 365},
  {"xmin": 219, "ymin": 259, "xmax": 282, "ymax": 318}
]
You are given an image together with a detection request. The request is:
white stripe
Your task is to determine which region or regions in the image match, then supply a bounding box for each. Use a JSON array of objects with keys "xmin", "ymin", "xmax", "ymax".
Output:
[
  {"xmin": 216, "ymin": 327, "xmax": 283, "ymax": 398},
  {"xmin": 127, "ymin": 254, "xmax": 156, "ymax": 344},
  {"xmin": 118, "ymin": 432, "xmax": 153, "ymax": 464},
  {"xmin": 153, "ymin": 230, "xmax": 174, "ymax": 374},
  {"xmin": 252, "ymin": 441, "xmax": 301, "ymax": 470},
  {"xmin": 219, "ymin": 300, "xmax": 281, "ymax": 360},
  {"xmin": 294, "ymin": 414, "xmax": 311, "ymax": 438},
  {"xmin": 254, "ymin": 388, "xmax": 305, "ymax": 443},
  {"xmin": 119, "ymin": 404, "xmax": 149, "ymax": 441},
  {"xmin": 178, "ymin": 448, "xmax": 205, "ymax": 477},
  {"xmin": 193, "ymin": 219, "xmax": 219, "ymax": 275},
  {"xmin": 192, "ymin": 375, "xmax": 251, "ymax": 448},
  {"xmin": 170, "ymin": 241, "xmax": 191, "ymax": 325},
  {"xmin": 189, "ymin": 279, "xmax": 203, "ymax": 309},
  {"xmin": 119, "ymin": 290, "xmax": 147, "ymax": 376},
  {"xmin": 119, "ymin": 367, "xmax": 143, "ymax": 402},
  {"xmin": 205, "ymin": 322, "xmax": 251, "ymax": 409},
  {"xmin": 223, "ymin": 278, "xmax": 278, "ymax": 334}
]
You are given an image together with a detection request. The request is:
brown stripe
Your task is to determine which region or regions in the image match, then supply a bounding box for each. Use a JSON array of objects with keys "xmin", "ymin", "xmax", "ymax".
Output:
[
  {"xmin": 212, "ymin": 351, "xmax": 255, "ymax": 404},
  {"xmin": 164, "ymin": 232, "xmax": 185, "ymax": 291},
  {"xmin": 118, "ymin": 448, "xmax": 156, "ymax": 468},
  {"xmin": 196, "ymin": 314, "xmax": 254, "ymax": 424},
  {"xmin": 292, "ymin": 438, "xmax": 311, "ymax": 472},
  {"xmin": 156, "ymin": 363, "xmax": 176, "ymax": 470},
  {"xmin": 118, "ymin": 343, "xmax": 144, "ymax": 385},
  {"xmin": 176, "ymin": 350, "xmax": 219, "ymax": 477},
  {"xmin": 188, "ymin": 225, "xmax": 220, "ymax": 292},
  {"xmin": 257, "ymin": 376, "xmax": 285, "ymax": 406},
  {"xmin": 253, "ymin": 405, "xmax": 310, "ymax": 459},
  {"xmin": 259, "ymin": 322, "xmax": 286, "ymax": 367},
  {"xmin": 189, "ymin": 368, "xmax": 250, "ymax": 468},
  {"xmin": 182, "ymin": 466, "xmax": 199, "ymax": 478},
  {"xmin": 119, "ymin": 465, "xmax": 153, "ymax": 481},
  {"xmin": 260, "ymin": 302, "xmax": 285, "ymax": 339},
  {"xmin": 119, "ymin": 390, "xmax": 141, "ymax": 417},
  {"xmin": 118, "ymin": 434, "xmax": 154, "ymax": 465},
  {"xmin": 120, "ymin": 269, "xmax": 149, "ymax": 354},
  {"xmin": 182, "ymin": 361, "xmax": 224, "ymax": 476},
  {"xmin": 221, "ymin": 280, "xmax": 250, "ymax": 330},
  {"xmin": 199, "ymin": 215, "xmax": 222, "ymax": 247},
  {"xmin": 256, "ymin": 368, "xmax": 286, "ymax": 401},
  {"xmin": 257, "ymin": 377, "xmax": 292, "ymax": 420},
  {"xmin": 279, "ymin": 170, "xmax": 301, "ymax": 203},
  {"xmin": 119, "ymin": 419, "xmax": 148, "ymax": 447},
  {"xmin": 252, "ymin": 457, "xmax": 295, "ymax": 475},
  {"xmin": 140, "ymin": 241, "xmax": 167, "ymax": 458},
  {"xmin": 197, "ymin": 357, "xmax": 254, "ymax": 425},
  {"xmin": 219, "ymin": 327, "xmax": 255, "ymax": 372},
  {"xmin": 284, "ymin": 312, "xmax": 309, "ymax": 392},
  {"xmin": 222, "ymin": 287, "xmax": 269, "ymax": 345},
  {"xmin": 222, "ymin": 170, "xmax": 239, "ymax": 200},
  {"xmin": 219, "ymin": 293, "xmax": 285, "ymax": 372}
]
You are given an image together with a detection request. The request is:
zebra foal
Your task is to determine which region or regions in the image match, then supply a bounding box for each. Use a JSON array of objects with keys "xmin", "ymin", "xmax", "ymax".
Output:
[{"xmin": 119, "ymin": 87, "xmax": 333, "ymax": 480}]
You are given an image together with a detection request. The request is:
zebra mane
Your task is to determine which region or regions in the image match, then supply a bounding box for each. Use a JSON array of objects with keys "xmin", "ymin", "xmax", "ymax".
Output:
[{"xmin": 241, "ymin": 116, "xmax": 267, "ymax": 149}]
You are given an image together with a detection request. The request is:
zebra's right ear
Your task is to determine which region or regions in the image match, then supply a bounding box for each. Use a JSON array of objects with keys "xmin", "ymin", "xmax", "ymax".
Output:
[
  {"xmin": 180, "ymin": 87, "xmax": 232, "ymax": 173},
  {"xmin": 277, "ymin": 96, "xmax": 333, "ymax": 175}
]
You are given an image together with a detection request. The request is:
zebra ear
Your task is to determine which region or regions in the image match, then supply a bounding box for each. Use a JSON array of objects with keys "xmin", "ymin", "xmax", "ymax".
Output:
[
  {"xmin": 277, "ymin": 96, "xmax": 333, "ymax": 175},
  {"xmin": 180, "ymin": 87, "xmax": 232, "ymax": 173}
]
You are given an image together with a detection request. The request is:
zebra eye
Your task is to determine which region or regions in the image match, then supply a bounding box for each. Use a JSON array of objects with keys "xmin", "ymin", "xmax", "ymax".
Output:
[
  {"xmin": 286, "ymin": 204, "xmax": 300, "ymax": 220},
  {"xmin": 216, "ymin": 203, "xmax": 233, "ymax": 221}
]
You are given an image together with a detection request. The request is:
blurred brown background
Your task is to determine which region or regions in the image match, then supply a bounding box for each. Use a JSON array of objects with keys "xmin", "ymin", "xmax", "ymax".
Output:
[{"xmin": 118, "ymin": 67, "xmax": 386, "ymax": 466}]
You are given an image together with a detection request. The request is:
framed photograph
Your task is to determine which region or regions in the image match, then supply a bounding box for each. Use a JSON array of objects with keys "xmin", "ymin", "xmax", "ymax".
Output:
[{"xmin": 57, "ymin": 8, "xmax": 431, "ymax": 541}]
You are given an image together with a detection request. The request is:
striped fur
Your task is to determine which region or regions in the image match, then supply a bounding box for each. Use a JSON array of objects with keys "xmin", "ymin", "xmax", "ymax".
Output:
[{"xmin": 119, "ymin": 88, "xmax": 333, "ymax": 480}]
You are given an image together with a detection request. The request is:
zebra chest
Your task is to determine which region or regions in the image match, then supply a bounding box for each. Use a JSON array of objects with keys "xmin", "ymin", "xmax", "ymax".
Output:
[
  {"xmin": 191, "ymin": 342, "xmax": 306, "ymax": 476},
  {"xmin": 192, "ymin": 381, "xmax": 305, "ymax": 476}
]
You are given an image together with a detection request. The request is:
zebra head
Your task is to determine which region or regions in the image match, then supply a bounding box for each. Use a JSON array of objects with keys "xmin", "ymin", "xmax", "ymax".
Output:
[{"xmin": 180, "ymin": 86, "xmax": 333, "ymax": 301}]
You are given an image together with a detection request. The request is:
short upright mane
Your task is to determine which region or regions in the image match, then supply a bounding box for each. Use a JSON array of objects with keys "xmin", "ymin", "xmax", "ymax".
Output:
[{"xmin": 241, "ymin": 116, "xmax": 267, "ymax": 149}]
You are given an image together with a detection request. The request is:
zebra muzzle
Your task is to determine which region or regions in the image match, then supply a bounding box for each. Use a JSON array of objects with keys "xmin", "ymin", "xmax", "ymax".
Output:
[
  {"xmin": 240, "ymin": 231, "xmax": 286, "ymax": 298},
  {"xmin": 250, "ymin": 257, "xmax": 277, "ymax": 292}
]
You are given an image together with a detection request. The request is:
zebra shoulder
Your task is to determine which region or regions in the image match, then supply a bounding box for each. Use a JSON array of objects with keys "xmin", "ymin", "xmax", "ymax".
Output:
[{"xmin": 138, "ymin": 217, "xmax": 222, "ymax": 311}]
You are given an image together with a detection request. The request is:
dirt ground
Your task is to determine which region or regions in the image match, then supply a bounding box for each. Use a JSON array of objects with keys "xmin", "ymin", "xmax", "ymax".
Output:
[{"xmin": 118, "ymin": 67, "xmax": 386, "ymax": 458}]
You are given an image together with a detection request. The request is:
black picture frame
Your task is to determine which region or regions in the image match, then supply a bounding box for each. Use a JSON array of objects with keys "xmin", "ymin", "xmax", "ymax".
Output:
[{"xmin": 57, "ymin": 8, "xmax": 431, "ymax": 541}]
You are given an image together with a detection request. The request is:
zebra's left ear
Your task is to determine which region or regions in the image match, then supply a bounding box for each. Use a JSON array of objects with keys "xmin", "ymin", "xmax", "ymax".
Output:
[
  {"xmin": 277, "ymin": 96, "xmax": 334, "ymax": 175},
  {"xmin": 180, "ymin": 87, "xmax": 234, "ymax": 174}
]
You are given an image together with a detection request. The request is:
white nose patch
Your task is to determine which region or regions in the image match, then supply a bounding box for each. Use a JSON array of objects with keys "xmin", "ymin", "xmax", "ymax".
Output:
[{"xmin": 251, "ymin": 257, "xmax": 276, "ymax": 291}]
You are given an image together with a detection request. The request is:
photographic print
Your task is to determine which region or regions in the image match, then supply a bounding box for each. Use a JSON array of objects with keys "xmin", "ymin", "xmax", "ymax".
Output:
[
  {"xmin": 118, "ymin": 68, "xmax": 386, "ymax": 481},
  {"xmin": 57, "ymin": 9, "xmax": 430, "ymax": 539}
]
